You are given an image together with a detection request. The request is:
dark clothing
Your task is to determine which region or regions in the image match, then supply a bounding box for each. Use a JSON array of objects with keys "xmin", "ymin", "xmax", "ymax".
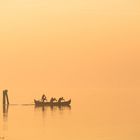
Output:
[{"xmin": 42, "ymin": 94, "xmax": 47, "ymax": 102}]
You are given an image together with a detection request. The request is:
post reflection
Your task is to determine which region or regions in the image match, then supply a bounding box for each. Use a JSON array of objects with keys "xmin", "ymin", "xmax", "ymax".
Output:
[{"xmin": 3, "ymin": 104, "xmax": 9, "ymax": 122}]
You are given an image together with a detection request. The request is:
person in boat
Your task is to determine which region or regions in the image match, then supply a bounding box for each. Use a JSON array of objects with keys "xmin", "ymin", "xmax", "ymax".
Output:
[
  {"xmin": 58, "ymin": 97, "xmax": 65, "ymax": 103},
  {"xmin": 50, "ymin": 97, "xmax": 57, "ymax": 103},
  {"xmin": 41, "ymin": 94, "xmax": 47, "ymax": 102}
]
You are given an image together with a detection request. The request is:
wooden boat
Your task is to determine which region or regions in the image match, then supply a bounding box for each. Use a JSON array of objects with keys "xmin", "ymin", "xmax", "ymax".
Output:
[{"xmin": 34, "ymin": 99, "xmax": 71, "ymax": 107}]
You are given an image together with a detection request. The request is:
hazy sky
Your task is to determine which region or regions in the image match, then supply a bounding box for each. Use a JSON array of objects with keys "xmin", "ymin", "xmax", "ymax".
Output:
[{"xmin": 0, "ymin": 0, "xmax": 140, "ymax": 102}]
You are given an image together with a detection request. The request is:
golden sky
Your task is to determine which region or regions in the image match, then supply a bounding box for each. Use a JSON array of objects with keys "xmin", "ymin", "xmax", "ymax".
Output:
[{"xmin": 0, "ymin": 0, "xmax": 140, "ymax": 102}]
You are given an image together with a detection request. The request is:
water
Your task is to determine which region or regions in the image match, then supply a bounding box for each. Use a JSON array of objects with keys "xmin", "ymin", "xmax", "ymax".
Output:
[{"xmin": 0, "ymin": 89, "xmax": 140, "ymax": 140}]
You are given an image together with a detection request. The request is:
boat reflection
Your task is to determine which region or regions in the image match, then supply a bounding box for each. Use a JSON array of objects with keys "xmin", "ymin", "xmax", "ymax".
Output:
[
  {"xmin": 51, "ymin": 105, "xmax": 71, "ymax": 111},
  {"xmin": 35, "ymin": 105, "xmax": 71, "ymax": 111},
  {"xmin": 34, "ymin": 105, "xmax": 71, "ymax": 123},
  {"xmin": 34, "ymin": 105, "xmax": 71, "ymax": 116}
]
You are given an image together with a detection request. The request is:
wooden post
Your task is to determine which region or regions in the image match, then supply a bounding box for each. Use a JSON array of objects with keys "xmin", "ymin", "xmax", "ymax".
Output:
[
  {"xmin": 3, "ymin": 90, "xmax": 6, "ymax": 105},
  {"xmin": 5, "ymin": 90, "xmax": 9, "ymax": 104},
  {"xmin": 3, "ymin": 90, "xmax": 9, "ymax": 105}
]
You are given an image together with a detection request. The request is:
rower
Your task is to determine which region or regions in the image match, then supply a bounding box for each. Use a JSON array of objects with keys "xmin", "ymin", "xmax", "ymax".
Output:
[
  {"xmin": 41, "ymin": 94, "xmax": 47, "ymax": 102},
  {"xmin": 50, "ymin": 97, "xmax": 57, "ymax": 103},
  {"xmin": 58, "ymin": 97, "xmax": 65, "ymax": 103}
]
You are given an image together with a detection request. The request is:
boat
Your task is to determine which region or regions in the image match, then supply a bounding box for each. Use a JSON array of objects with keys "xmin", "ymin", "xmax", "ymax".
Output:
[{"xmin": 34, "ymin": 99, "xmax": 71, "ymax": 107}]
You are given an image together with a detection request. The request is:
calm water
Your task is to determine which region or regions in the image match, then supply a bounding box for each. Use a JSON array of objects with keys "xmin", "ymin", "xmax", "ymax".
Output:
[{"xmin": 0, "ymin": 89, "xmax": 140, "ymax": 140}]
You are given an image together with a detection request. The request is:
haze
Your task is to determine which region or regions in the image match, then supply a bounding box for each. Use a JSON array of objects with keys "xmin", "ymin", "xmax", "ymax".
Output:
[{"xmin": 0, "ymin": 0, "xmax": 140, "ymax": 102}]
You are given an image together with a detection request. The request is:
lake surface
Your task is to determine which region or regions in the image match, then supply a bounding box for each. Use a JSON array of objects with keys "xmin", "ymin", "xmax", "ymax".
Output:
[{"xmin": 0, "ymin": 89, "xmax": 140, "ymax": 140}]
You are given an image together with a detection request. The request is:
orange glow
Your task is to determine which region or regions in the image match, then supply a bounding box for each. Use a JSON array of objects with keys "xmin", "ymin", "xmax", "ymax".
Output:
[{"xmin": 0, "ymin": 0, "xmax": 140, "ymax": 140}]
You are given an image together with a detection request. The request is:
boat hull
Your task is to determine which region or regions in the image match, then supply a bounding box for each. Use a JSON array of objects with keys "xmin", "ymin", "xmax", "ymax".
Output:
[{"xmin": 34, "ymin": 99, "xmax": 71, "ymax": 107}]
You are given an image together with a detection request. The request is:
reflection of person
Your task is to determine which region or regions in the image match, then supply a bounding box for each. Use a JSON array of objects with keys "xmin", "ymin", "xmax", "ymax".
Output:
[{"xmin": 41, "ymin": 94, "xmax": 47, "ymax": 102}]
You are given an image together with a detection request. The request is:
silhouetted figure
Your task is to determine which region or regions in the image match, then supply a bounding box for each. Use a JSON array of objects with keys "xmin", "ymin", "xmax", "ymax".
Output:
[
  {"xmin": 50, "ymin": 97, "xmax": 57, "ymax": 103},
  {"xmin": 58, "ymin": 97, "xmax": 65, "ymax": 103},
  {"xmin": 41, "ymin": 94, "xmax": 47, "ymax": 102}
]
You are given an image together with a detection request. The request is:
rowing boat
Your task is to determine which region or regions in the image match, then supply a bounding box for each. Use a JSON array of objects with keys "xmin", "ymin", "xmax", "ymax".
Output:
[{"xmin": 34, "ymin": 99, "xmax": 71, "ymax": 107}]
